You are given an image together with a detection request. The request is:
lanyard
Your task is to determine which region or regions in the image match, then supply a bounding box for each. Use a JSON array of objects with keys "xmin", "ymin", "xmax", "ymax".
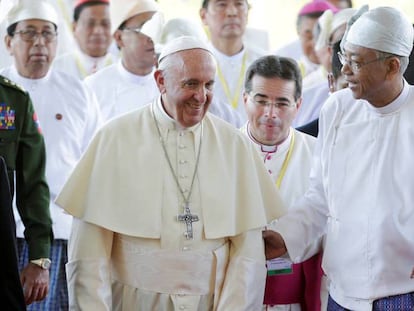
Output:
[
  {"xmin": 216, "ymin": 52, "xmax": 247, "ymax": 109},
  {"xmin": 275, "ymin": 131, "xmax": 295, "ymax": 189}
]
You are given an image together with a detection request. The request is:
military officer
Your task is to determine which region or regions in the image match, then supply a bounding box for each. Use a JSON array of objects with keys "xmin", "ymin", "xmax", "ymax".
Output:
[{"xmin": 0, "ymin": 75, "xmax": 52, "ymax": 306}]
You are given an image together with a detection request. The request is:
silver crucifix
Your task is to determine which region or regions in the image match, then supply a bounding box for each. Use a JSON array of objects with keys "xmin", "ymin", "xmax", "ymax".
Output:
[{"xmin": 177, "ymin": 203, "xmax": 199, "ymax": 240}]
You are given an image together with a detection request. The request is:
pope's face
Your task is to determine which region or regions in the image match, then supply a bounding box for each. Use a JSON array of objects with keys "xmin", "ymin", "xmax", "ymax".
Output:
[
  {"xmin": 155, "ymin": 49, "xmax": 216, "ymax": 128},
  {"xmin": 73, "ymin": 4, "xmax": 112, "ymax": 57},
  {"xmin": 6, "ymin": 19, "xmax": 57, "ymax": 79},
  {"xmin": 243, "ymin": 75, "xmax": 301, "ymax": 146}
]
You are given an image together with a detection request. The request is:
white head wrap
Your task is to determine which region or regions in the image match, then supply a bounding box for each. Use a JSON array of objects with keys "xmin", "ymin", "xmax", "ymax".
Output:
[
  {"xmin": 345, "ymin": 6, "xmax": 413, "ymax": 57},
  {"xmin": 314, "ymin": 9, "xmax": 334, "ymax": 52},
  {"xmin": 158, "ymin": 35, "xmax": 212, "ymax": 65},
  {"xmin": 6, "ymin": 0, "xmax": 59, "ymax": 27},
  {"xmin": 315, "ymin": 8, "xmax": 357, "ymax": 51},
  {"xmin": 110, "ymin": 0, "xmax": 159, "ymax": 34},
  {"xmin": 0, "ymin": 0, "xmax": 18, "ymax": 25}
]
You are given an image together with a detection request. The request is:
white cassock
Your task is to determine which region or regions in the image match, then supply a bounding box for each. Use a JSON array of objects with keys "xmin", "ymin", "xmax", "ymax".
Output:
[
  {"xmin": 274, "ymin": 82, "xmax": 414, "ymax": 310},
  {"xmin": 53, "ymin": 47, "xmax": 117, "ymax": 80},
  {"xmin": 208, "ymin": 43, "xmax": 266, "ymax": 127},
  {"xmin": 84, "ymin": 60, "xmax": 159, "ymax": 122},
  {"xmin": 0, "ymin": 65, "xmax": 102, "ymax": 240},
  {"xmin": 56, "ymin": 98, "xmax": 287, "ymax": 311},
  {"xmin": 241, "ymin": 125, "xmax": 315, "ymax": 207}
]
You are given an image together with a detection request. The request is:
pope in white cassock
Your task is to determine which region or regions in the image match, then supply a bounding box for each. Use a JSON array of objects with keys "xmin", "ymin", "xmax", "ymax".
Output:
[
  {"xmin": 263, "ymin": 6, "xmax": 414, "ymax": 311},
  {"xmin": 56, "ymin": 36, "xmax": 286, "ymax": 310}
]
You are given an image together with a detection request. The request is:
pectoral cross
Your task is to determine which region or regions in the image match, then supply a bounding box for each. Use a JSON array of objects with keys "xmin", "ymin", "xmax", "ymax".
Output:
[{"xmin": 177, "ymin": 203, "xmax": 199, "ymax": 240}]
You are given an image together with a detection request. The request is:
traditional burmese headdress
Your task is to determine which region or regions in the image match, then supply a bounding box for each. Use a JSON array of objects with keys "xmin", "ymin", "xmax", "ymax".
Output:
[
  {"xmin": 110, "ymin": 0, "xmax": 162, "ymax": 35},
  {"xmin": 6, "ymin": 0, "xmax": 59, "ymax": 27},
  {"xmin": 158, "ymin": 36, "xmax": 212, "ymax": 65},
  {"xmin": 314, "ymin": 8, "xmax": 357, "ymax": 51},
  {"xmin": 344, "ymin": 6, "xmax": 413, "ymax": 57}
]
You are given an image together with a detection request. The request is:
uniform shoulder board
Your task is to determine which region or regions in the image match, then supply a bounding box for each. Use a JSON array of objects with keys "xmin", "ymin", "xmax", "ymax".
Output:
[{"xmin": 0, "ymin": 75, "xmax": 27, "ymax": 93}]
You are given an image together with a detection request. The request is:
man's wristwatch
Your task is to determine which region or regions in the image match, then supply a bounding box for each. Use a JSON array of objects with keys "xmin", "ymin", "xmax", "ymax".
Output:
[{"xmin": 30, "ymin": 258, "xmax": 52, "ymax": 270}]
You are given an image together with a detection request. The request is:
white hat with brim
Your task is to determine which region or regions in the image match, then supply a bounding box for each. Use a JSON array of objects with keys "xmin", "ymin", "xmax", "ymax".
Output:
[
  {"xmin": 158, "ymin": 35, "xmax": 212, "ymax": 65},
  {"xmin": 345, "ymin": 6, "xmax": 413, "ymax": 57},
  {"xmin": 110, "ymin": 0, "xmax": 158, "ymax": 35},
  {"xmin": 6, "ymin": 0, "xmax": 59, "ymax": 27}
]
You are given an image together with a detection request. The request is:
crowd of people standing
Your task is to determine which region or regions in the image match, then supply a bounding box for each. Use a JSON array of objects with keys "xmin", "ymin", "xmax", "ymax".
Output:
[{"xmin": 1, "ymin": 0, "xmax": 414, "ymax": 310}]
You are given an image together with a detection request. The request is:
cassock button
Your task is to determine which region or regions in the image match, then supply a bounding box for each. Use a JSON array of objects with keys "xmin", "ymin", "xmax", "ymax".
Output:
[
  {"xmin": 182, "ymin": 246, "xmax": 190, "ymax": 251},
  {"xmin": 55, "ymin": 113, "xmax": 63, "ymax": 120},
  {"xmin": 267, "ymin": 155, "xmax": 272, "ymax": 160},
  {"xmin": 179, "ymin": 306, "xmax": 186, "ymax": 310},
  {"xmin": 268, "ymin": 170, "xmax": 272, "ymax": 174}
]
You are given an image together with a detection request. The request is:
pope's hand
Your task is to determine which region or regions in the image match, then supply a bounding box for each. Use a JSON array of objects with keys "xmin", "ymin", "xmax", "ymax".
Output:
[{"xmin": 262, "ymin": 230, "xmax": 287, "ymax": 260}]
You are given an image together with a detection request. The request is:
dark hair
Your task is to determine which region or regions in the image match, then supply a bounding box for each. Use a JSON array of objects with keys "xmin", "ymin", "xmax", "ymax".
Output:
[
  {"xmin": 201, "ymin": 0, "xmax": 249, "ymax": 9},
  {"xmin": 73, "ymin": 1, "xmax": 109, "ymax": 22},
  {"xmin": 6, "ymin": 23, "xmax": 17, "ymax": 36},
  {"xmin": 331, "ymin": 40, "xmax": 342, "ymax": 79},
  {"xmin": 201, "ymin": 0, "xmax": 208, "ymax": 8},
  {"xmin": 343, "ymin": 0, "xmax": 353, "ymax": 8},
  {"xmin": 297, "ymin": 12, "xmax": 325, "ymax": 30},
  {"xmin": 244, "ymin": 55, "xmax": 302, "ymax": 101}
]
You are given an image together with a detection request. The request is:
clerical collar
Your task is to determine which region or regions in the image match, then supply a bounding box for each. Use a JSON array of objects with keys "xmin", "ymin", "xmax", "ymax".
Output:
[
  {"xmin": 117, "ymin": 59, "xmax": 155, "ymax": 85},
  {"xmin": 246, "ymin": 122, "xmax": 291, "ymax": 154},
  {"xmin": 155, "ymin": 97, "xmax": 201, "ymax": 132}
]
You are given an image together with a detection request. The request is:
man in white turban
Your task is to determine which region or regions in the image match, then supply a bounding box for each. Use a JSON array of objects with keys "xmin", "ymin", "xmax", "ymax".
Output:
[{"xmin": 263, "ymin": 6, "xmax": 414, "ymax": 310}]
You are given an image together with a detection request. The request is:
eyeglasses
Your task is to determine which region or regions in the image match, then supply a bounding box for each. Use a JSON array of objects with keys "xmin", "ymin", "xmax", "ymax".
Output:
[
  {"xmin": 13, "ymin": 29, "xmax": 57, "ymax": 43},
  {"xmin": 249, "ymin": 93, "xmax": 296, "ymax": 110},
  {"xmin": 121, "ymin": 26, "xmax": 143, "ymax": 35},
  {"xmin": 337, "ymin": 52, "xmax": 391, "ymax": 72}
]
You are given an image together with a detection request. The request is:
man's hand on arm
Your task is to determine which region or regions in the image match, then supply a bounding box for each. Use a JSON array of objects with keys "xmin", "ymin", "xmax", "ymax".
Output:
[
  {"xmin": 20, "ymin": 263, "xmax": 49, "ymax": 305},
  {"xmin": 262, "ymin": 230, "xmax": 288, "ymax": 260}
]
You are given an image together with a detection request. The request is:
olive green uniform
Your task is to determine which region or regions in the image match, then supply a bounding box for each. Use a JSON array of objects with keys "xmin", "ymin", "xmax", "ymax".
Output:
[{"xmin": 0, "ymin": 75, "xmax": 52, "ymax": 259}]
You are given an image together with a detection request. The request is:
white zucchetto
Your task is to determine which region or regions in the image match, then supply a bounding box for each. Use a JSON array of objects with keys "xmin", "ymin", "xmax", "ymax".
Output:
[{"xmin": 158, "ymin": 36, "xmax": 212, "ymax": 65}]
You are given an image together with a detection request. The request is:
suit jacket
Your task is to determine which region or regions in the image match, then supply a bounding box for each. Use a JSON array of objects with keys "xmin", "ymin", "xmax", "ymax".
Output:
[
  {"xmin": 0, "ymin": 156, "xmax": 26, "ymax": 310},
  {"xmin": 296, "ymin": 118, "xmax": 319, "ymax": 138}
]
